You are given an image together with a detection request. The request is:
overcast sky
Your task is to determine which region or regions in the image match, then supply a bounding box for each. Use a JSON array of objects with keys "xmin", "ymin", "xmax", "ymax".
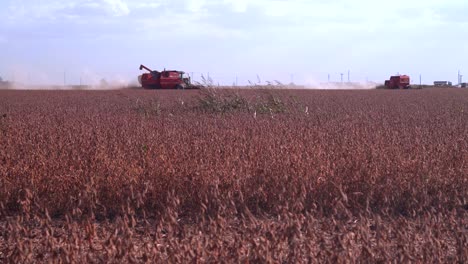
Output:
[{"xmin": 0, "ymin": 0, "xmax": 467, "ymax": 86}]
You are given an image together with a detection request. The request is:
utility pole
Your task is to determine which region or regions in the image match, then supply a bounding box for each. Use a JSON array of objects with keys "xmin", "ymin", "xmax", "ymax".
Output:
[
  {"xmin": 458, "ymin": 70, "xmax": 463, "ymax": 85},
  {"xmin": 340, "ymin": 73, "xmax": 344, "ymax": 83},
  {"xmin": 347, "ymin": 70, "xmax": 350, "ymax": 83},
  {"xmin": 328, "ymin": 74, "xmax": 330, "ymax": 83},
  {"xmin": 419, "ymin": 74, "xmax": 422, "ymax": 88}
]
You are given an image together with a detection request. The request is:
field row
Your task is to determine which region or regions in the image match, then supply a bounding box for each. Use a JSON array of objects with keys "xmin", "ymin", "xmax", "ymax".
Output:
[{"xmin": 0, "ymin": 88, "xmax": 467, "ymax": 262}]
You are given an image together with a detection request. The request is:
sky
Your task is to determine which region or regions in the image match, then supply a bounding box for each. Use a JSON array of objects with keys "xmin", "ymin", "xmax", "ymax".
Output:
[{"xmin": 0, "ymin": 0, "xmax": 467, "ymax": 86}]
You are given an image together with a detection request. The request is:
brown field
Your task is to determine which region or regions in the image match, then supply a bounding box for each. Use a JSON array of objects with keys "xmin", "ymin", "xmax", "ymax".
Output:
[{"xmin": 0, "ymin": 88, "xmax": 467, "ymax": 262}]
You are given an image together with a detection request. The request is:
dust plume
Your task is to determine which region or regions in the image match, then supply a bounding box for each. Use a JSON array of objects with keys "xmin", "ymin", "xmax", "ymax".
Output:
[{"xmin": 304, "ymin": 76, "xmax": 379, "ymax": 89}]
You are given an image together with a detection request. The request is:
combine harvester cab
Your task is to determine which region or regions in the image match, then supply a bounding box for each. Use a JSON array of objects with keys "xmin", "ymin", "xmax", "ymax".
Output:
[
  {"xmin": 384, "ymin": 75, "xmax": 411, "ymax": 89},
  {"xmin": 138, "ymin": 64, "xmax": 194, "ymax": 89}
]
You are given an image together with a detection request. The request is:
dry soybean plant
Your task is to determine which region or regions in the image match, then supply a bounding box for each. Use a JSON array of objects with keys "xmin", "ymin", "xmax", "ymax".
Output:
[{"xmin": 0, "ymin": 88, "xmax": 467, "ymax": 262}]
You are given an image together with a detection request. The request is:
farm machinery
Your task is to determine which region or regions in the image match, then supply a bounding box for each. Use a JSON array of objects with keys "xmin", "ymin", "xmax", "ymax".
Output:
[
  {"xmin": 384, "ymin": 75, "xmax": 411, "ymax": 89},
  {"xmin": 138, "ymin": 64, "xmax": 197, "ymax": 89}
]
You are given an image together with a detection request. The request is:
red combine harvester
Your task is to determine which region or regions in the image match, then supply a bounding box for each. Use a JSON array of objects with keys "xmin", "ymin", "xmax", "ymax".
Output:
[
  {"xmin": 138, "ymin": 64, "xmax": 195, "ymax": 89},
  {"xmin": 384, "ymin": 75, "xmax": 411, "ymax": 89}
]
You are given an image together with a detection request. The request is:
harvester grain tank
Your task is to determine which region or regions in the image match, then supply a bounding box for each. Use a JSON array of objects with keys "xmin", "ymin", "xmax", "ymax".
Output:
[
  {"xmin": 384, "ymin": 75, "xmax": 411, "ymax": 89},
  {"xmin": 138, "ymin": 64, "xmax": 194, "ymax": 89}
]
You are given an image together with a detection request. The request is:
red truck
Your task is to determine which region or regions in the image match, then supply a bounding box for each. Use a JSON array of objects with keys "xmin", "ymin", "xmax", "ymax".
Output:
[
  {"xmin": 138, "ymin": 64, "xmax": 195, "ymax": 89},
  {"xmin": 384, "ymin": 75, "xmax": 411, "ymax": 89}
]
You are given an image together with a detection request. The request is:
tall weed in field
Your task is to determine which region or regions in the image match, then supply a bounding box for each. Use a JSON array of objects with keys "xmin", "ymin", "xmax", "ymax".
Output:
[
  {"xmin": 196, "ymin": 88, "xmax": 249, "ymax": 113},
  {"xmin": 196, "ymin": 88, "xmax": 288, "ymax": 114}
]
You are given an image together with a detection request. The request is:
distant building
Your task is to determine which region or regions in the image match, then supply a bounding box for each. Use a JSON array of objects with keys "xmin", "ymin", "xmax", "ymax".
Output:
[
  {"xmin": 433, "ymin": 81, "xmax": 452, "ymax": 86},
  {"xmin": 461, "ymin": 83, "xmax": 467, "ymax": 88}
]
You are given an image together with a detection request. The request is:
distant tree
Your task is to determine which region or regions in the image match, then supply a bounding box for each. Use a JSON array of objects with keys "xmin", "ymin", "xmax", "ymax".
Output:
[{"xmin": 0, "ymin": 76, "xmax": 3, "ymax": 82}]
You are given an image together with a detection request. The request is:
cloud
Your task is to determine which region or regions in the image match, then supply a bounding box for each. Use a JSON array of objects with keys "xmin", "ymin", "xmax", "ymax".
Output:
[
  {"xmin": 133, "ymin": 1, "xmax": 163, "ymax": 9},
  {"xmin": 223, "ymin": 0, "xmax": 248, "ymax": 13},
  {"xmin": 4, "ymin": 0, "xmax": 130, "ymax": 23},
  {"xmin": 186, "ymin": 0, "xmax": 207, "ymax": 12},
  {"xmin": 102, "ymin": 0, "xmax": 130, "ymax": 16},
  {"xmin": 2, "ymin": 0, "xmax": 466, "ymax": 46},
  {"xmin": 215, "ymin": 0, "xmax": 468, "ymax": 28},
  {"xmin": 136, "ymin": 12, "xmax": 246, "ymax": 39},
  {"xmin": 1, "ymin": 0, "xmax": 467, "ymax": 86},
  {"xmin": 4, "ymin": 0, "xmax": 466, "ymax": 36}
]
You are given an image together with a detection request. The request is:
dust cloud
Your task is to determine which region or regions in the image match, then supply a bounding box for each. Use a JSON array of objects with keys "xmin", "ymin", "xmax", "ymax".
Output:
[{"xmin": 305, "ymin": 82, "xmax": 379, "ymax": 90}]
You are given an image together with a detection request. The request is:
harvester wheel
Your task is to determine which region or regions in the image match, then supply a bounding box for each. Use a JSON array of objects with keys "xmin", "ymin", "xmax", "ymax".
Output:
[{"xmin": 175, "ymin": 84, "xmax": 184, "ymax": 90}]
